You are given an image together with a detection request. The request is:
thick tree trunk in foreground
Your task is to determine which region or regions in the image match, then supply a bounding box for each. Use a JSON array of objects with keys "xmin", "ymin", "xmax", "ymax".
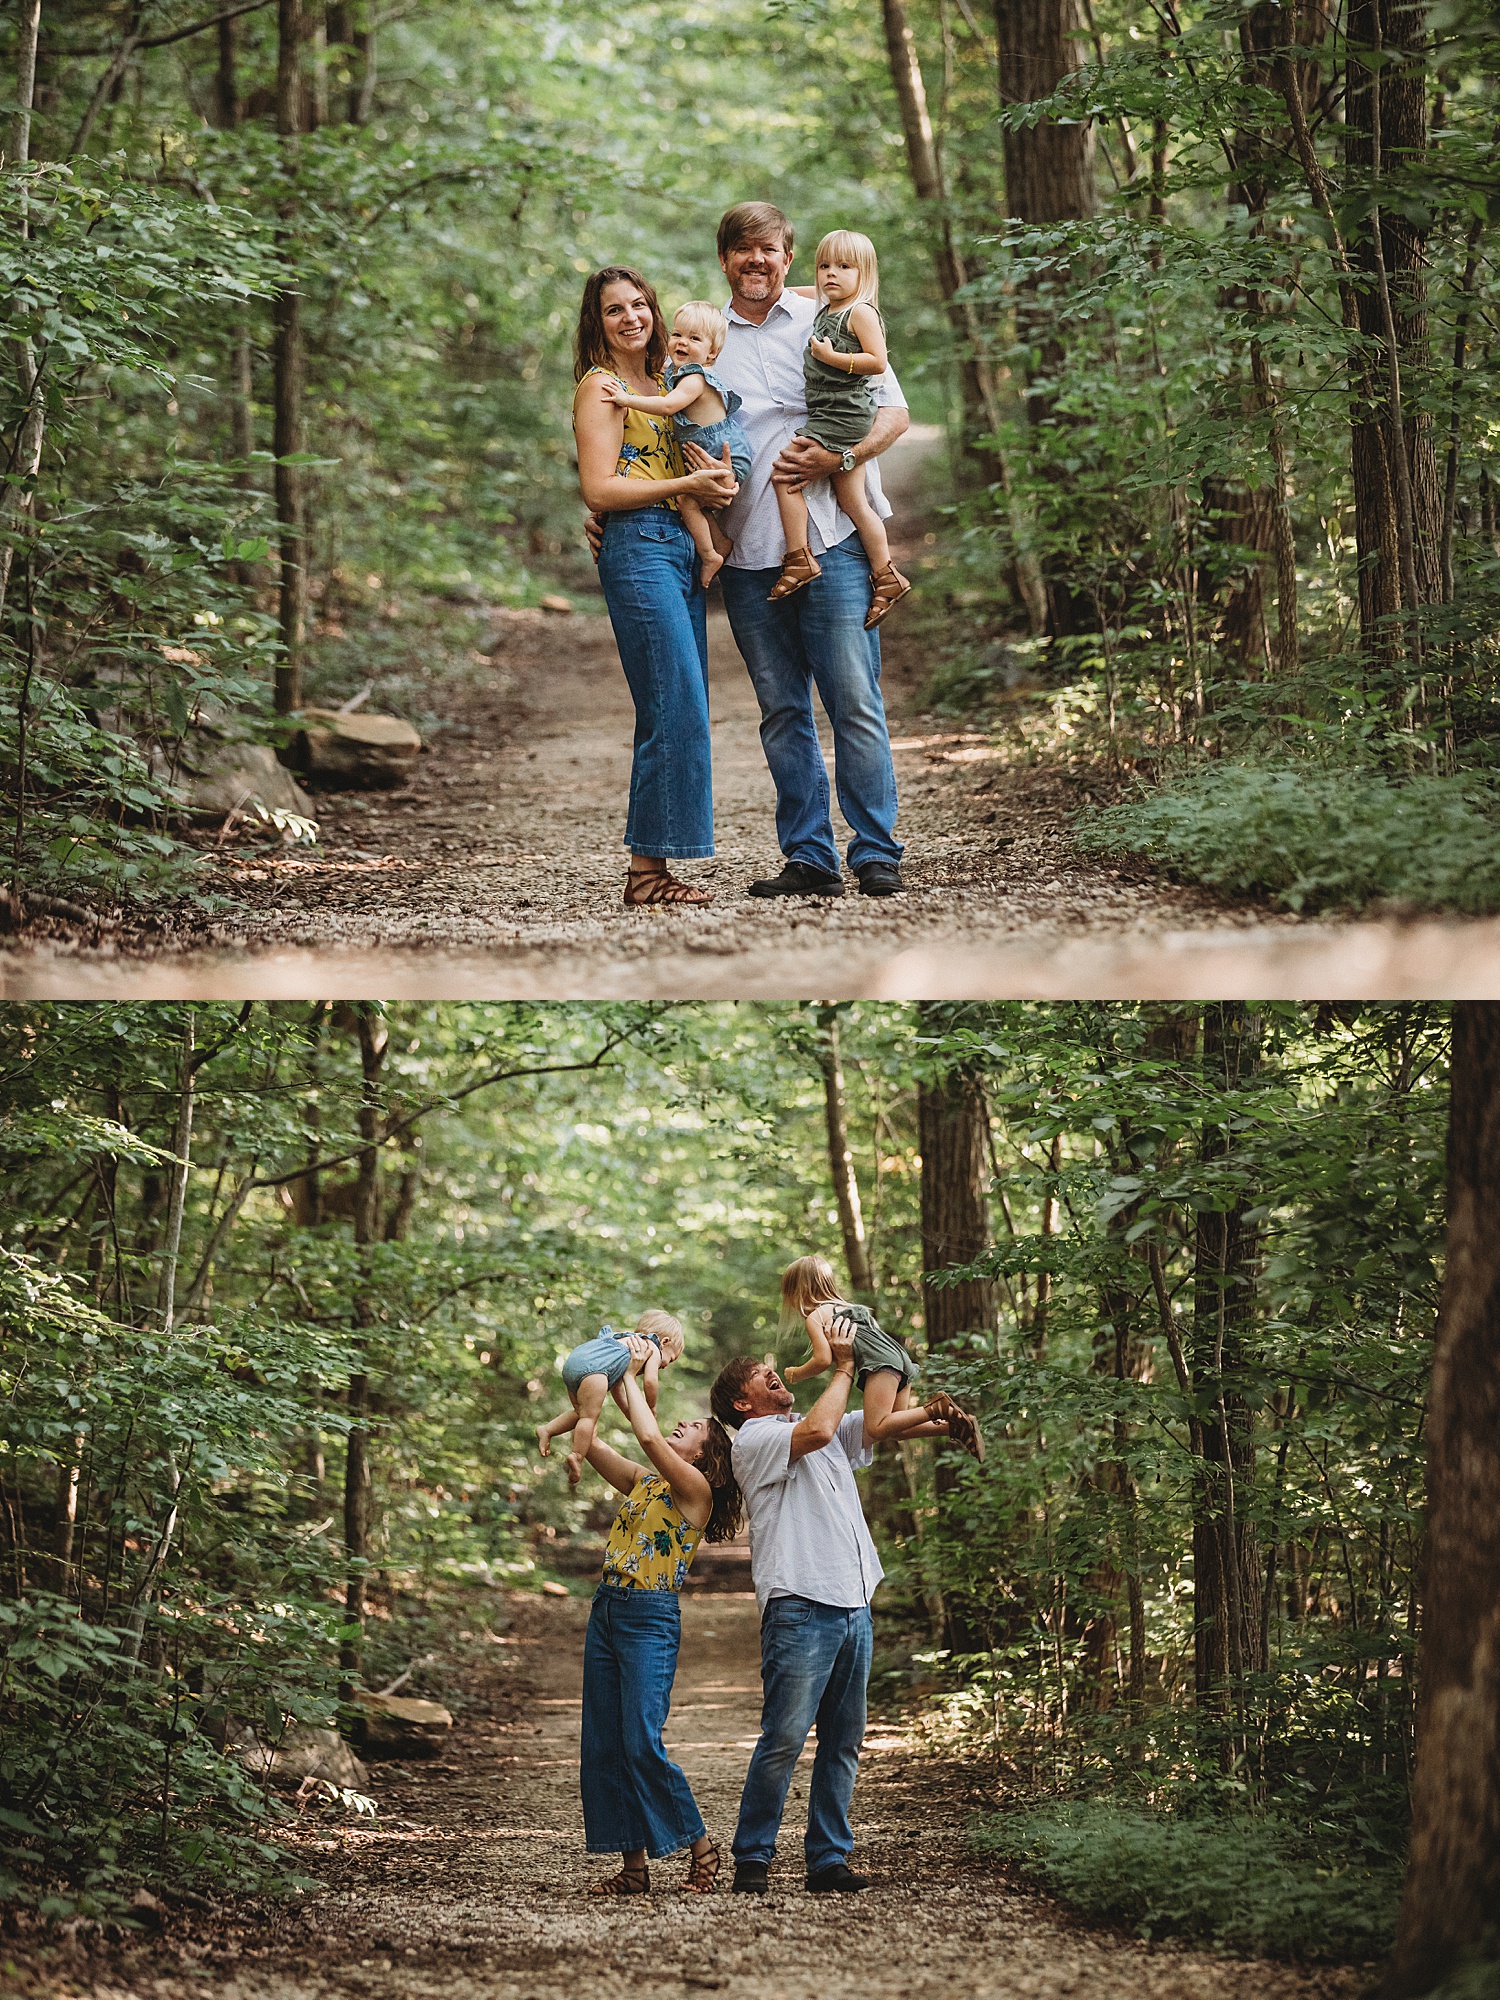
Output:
[
  {"xmin": 815, "ymin": 1005, "xmax": 873, "ymax": 1295},
  {"xmin": 918, "ymin": 1005, "xmax": 996, "ymax": 1652},
  {"xmin": 273, "ymin": 0, "xmax": 309, "ymax": 715},
  {"xmin": 994, "ymin": 0, "xmax": 1097, "ymax": 639},
  {"xmin": 1383, "ymin": 1004, "xmax": 1500, "ymax": 1996},
  {"xmin": 1345, "ymin": 0, "xmax": 1443, "ymax": 651}
]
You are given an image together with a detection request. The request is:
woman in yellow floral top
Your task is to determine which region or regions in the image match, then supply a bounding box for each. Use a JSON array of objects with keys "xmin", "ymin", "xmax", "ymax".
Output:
[
  {"xmin": 578, "ymin": 1339, "xmax": 741, "ymax": 1897},
  {"xmin": 573, "ymin": 266, "xmax": 739, "ymax": 910}
]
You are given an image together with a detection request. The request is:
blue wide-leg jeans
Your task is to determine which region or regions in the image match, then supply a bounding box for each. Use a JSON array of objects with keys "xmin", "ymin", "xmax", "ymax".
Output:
[
  {"xmin": 580, "ymin": 1583, "xmax": 706, "ymax": 1859},
  {"xmin": 731, "ymin": 1594, "xmax": 873, "ymax": 1874},
  {"xmin": 596, "ymin": 505, "xmax": 714, "ymax": 861},
  {"xmin": 720, "ymin": 536, "xmax": 902, "ymax": 876}
]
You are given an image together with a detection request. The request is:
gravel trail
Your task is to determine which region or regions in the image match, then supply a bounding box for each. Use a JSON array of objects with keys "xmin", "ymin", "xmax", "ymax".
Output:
[
  {"xmin": 13, "ymin": 1585, "xmax": 1367, "ymax": 2000},
  {"xmin": 6, "ymin": 430, "xmax": 1499, "ymax": 997}
]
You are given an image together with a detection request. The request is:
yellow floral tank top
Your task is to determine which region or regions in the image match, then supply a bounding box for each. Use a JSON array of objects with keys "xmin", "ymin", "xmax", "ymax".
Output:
[
  {"xmin": 573, "ymin": 366, "xmax": 684, "ymax": 511},
  {"xmin": 601, "ymin": 1473, "xmax": 703, "ymax": 1592}
]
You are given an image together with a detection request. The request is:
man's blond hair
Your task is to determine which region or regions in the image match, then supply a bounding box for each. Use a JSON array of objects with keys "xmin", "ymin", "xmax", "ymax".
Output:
[
  {"xmin": 637, "ymin": 1308, "xmax": 685, "ymax": 1363},
  {"xmin": 673, "ymin": 300, "xmax": 727, "ymax": 357}
]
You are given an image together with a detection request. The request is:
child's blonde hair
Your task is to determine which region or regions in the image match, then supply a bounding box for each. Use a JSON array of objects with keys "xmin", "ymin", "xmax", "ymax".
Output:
[
  {"xmin": 814, "ymin": 231, "xmax": 880, "ymax": 309},
  {"xmin": 636, "ymin": 1308, "xmax": 685, "ymax": 1363},
  {"xmin": 779, "ymin": 1254, "xmax": 843, "ymax": 1333},
  {"xmin": 672, "ymin": 300, "xmax": 727, "ymax": 358}
]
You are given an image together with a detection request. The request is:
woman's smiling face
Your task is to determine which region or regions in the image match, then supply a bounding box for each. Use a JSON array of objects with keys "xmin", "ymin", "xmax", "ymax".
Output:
[
  {"xmin": 668, "ymin": 1416, "xmax": 709, "ymax": 1464},
  {"xmin": 599, "ymin": 278, "xmax": 655, "ymax": 360}
]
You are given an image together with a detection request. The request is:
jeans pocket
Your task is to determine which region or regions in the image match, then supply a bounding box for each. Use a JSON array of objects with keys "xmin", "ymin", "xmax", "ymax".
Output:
[
  {"xmin": 634, "ymin": 512, "xmax": 675, "ymax": 543},
  {"xmin": 767, "ymin": 1598, "xmax": 813, "ymax": 1628}
]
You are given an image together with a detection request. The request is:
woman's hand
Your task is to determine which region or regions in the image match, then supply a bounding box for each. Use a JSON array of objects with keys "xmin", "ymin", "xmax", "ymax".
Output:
[
  {"xmin": 679, "ymin": 443, "xmax": 739, "ymax": 506},
  {"xmin": 624, "ymin": 1335, "xmax": 655, "ymax": 1375}
]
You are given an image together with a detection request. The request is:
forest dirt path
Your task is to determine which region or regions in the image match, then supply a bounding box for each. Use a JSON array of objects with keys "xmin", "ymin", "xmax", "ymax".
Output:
[
  {"xmin": 8, "ymin": 429, "xmax": 1500, "ymax": 997},
  {"xmin": 18, "ymin": 1586, "xmax": 1364, "ymax": 2000}
]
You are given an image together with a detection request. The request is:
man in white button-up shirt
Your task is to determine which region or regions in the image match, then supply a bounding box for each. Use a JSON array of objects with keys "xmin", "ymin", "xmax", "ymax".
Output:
[
  {"xmin": 687, "ymin": 204, "xmax": 909, "ymax": 900},
  {"xmin": 709, "ymin": 1318, "xmax": 957, "ymax": 1895}
]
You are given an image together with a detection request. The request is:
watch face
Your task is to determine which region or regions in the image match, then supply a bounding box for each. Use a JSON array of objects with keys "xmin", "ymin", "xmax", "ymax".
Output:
[{"xmin": 841, "ymin": 451, "xmax": 856, "ymax": 472}]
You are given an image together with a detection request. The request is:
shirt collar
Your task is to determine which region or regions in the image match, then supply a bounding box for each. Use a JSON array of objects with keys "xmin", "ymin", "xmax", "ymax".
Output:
[{"xmin": 724, "ymin": 290, "xmax": 798, "ymax": 328}]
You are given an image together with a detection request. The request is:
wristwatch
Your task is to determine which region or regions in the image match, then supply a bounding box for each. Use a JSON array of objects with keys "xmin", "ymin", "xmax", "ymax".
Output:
[{"xmin": 839, "ymin": 449, "xmax": 857, "ymax": 473}]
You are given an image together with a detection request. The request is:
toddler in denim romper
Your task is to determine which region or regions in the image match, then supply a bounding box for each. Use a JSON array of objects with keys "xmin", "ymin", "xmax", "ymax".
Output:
[
  {"xmin": 599, "ymin": 301, "xmax": 749, "ymax": 588},
  {"xmin": 536, "ymin": 1309, "xmax": 686, "ymax": 1485}
]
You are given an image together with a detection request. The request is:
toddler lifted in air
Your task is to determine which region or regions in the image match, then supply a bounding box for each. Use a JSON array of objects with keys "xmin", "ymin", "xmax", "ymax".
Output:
[
  {"xmin": 537, "ymin": 1309, "xmax": 686, "ymax": 1485},
  {"xmin": 781, "ymin": 1255, "xmax": 984, "ymax": 1458}
]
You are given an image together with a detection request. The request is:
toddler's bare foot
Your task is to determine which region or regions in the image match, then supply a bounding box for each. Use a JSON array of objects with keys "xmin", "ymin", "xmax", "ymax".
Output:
[
  {"xmin": 566, "ymin": 1451, "xmax": 584, "ymax": 1486},
  {"xmin": 699, "ymin": 548, "xmax": 725, "ymax": 588},
  {"xmin": 535, "ymin": 1425, "xmax": 552, "ymax": 1458}
]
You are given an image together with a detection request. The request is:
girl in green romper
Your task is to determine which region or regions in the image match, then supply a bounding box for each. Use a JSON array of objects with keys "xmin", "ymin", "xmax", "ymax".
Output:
[
  {"xmin": 770, "ymin": 230, "xmax": 913, "ymax": 631},
  {"xmin": 779, "ymin": 1254, "xmax": 985, "ymax": 1458}
]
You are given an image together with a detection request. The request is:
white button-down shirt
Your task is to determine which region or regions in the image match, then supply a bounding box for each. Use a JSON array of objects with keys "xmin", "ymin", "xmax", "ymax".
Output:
[
  {"xmin": 714, "ymin": 289, "xmax": 907, "ymax": 572},
  {"xmin": 731, "ymin": 1411, "xmax": 885, "ymax": 1612}
]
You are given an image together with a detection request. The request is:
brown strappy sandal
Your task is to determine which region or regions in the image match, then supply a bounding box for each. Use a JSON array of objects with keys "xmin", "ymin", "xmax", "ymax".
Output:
[
  {"xmin": 623, "ymin": 863, "xmax": 713, "ymax": 909},
  {"xmin": 769, "ymin": 546, "xmax": 822, "ymax": 600},
  {"xmin": 683, "ymin": 1841, "xmax": 721, "ymax": 1894},
  {"xmin": 591, "ymin": 1862, "xmax": 650, "ymax": 1896},
  {"xmin": 864, "ymin": 562, "xmax": 912, "ymax": 630}
]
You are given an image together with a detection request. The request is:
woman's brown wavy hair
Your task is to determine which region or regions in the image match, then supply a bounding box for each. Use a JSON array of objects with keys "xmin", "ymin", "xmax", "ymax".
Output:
[
  {"xmin": 574, "ymin": 266, "xmax": 669, "ymax": 383},
  {"xmin": 696, "ymin": 1417, "xmax": 743, "ymax": 1545}
]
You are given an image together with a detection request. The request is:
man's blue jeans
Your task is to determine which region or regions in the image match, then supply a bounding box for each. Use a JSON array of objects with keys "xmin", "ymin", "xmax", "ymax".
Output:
[
  {"xmin": 580, "ymin": 1584, "xmax": 706, "ymax": 1859},
  {"xmin": 732, "ymin": 1595, "xmax": 873, "ymax": 1874},
  {"xmin": 721, "ymin": 537, "xmax": 902, "ymax": 876},
  {"xmin": 597, "ymin": 506, "xmax": 714, "ymax": 860}
]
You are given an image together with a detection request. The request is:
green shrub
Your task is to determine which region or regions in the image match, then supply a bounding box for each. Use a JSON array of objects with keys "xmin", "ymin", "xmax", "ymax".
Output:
[
  {"xmin": 1076, "ymin": 760, "xmax": 1500, "ymax": 914},
  {"xmin": 972, "ymin": 1799, "xmax": 1401, "ymax": 1960}
]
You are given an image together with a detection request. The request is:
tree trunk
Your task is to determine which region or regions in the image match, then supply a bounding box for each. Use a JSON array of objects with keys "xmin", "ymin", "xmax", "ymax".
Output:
[
  {"xmin": 341, "ymin": 1003, "xmax": 387, "ymax": 1680},
  {"xmin": 273, "ymin": 0, "xmax": 309, "ymax": 715},
  {"xmin": 814, "ymin": 1005, "xmax": 874, "ymax": 1295},
  {"xmin": 1192, "ymin": 1005, "xmax": 1264, "ymax": 1760},
  {"xmin": 917, "ymin": 1004, "xmax": 996, "ymax": 1653},
  {"xmin": 0, "ymin": 0, "xmax": 46, "ymax": 626},
  {"xmin": 1383, "ymin": 1004, "xmax": 1500, "ymax": 1996},
  {"xmin": 1345, "ymin": 0, "xmax": 1443, "ymax": 652},
  {"xmin": 994, "ymin": 0, "xmax": 1097, "ymax": 639}
]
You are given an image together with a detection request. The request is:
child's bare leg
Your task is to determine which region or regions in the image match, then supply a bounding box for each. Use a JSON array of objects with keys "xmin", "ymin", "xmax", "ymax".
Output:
[
  {"xmin": 564, "ymin": 1374, "xmax": 609, "ymax": 1485},
  {"xmin": 859, "ymin": 1369, "xmax": 907, "ymax": 1442},
  {"xmin": 707, "ymin": 512, "xmax": 733, "ymax": 557},
  {"xmin": 535, "ymin": 1391, "xmax": 581, "ymax": 1458},
  {"xmin": 831, "ymin": 466, "xmax": 892, "ymax": 574},
  {"xmin": 677, "ymin": 495, "xmax": 724, "ymax": 587},
  {"xmin": 776, "ymin": 480, "xmax": 810, "ymax": 554}
]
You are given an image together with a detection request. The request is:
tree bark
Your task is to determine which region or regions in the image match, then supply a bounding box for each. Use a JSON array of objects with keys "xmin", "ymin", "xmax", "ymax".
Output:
[
  {"xmin": 1344, "ymin": 0, "xmax": 1443, "ymax": 649},
  {"xmin": 1192, "ymin": 1005, "xmax": 1264, "ymax": 1759},
  {"xmin": 1383, "ymin": 1004, "xmax": 1500, "ymax": 1996},
  {"xmin": 341, "ymin": 1002, "xmax": 386, "ymax": 1679},
  {"xmin": 994, "ymin": 0, "xmax": 1097, "ymax": 639},
  {"xmin": 0, "ymin": 0, "xmax": 46, "ymax": 627},
  {"xmin": 917, "ymin": 1005, "xmax": 996, "ymax": 1653},
  {"xmin": 273, "ymin": 0, "xmax": 309, "ymax": 714},
  {"xmin": 814, "ymin": 1005, "xmax": 874, "ymax": 1295}
]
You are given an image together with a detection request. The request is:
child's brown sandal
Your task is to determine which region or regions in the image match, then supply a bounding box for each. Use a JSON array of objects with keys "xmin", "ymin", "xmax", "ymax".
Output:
[
  {"xmin": 624, "ymin": 864, "xmax": 713, "ymax": 908},
  {"xmin": 683, "ymin": 1841, "xmax": 721, "ymax": 1894},
  {"xmin": 591, "ymin": 1862, "xmax": 651, "ymax": 1896},
  {"xmin": 864, "ymin": 562, "xmax": 911, "ymax": 630},
  {"xmin": 769, "ymin": 546, "xmax": 822, "ymax": 600}
]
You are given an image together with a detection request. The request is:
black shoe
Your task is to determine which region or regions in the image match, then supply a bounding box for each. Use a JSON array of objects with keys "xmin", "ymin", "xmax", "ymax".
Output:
[
  {"xmin": 806, "ymin": 1862, "xmax": 870, "ymax": 1893},
  {"xmin": 855, "ymin": 861, "xmax": 904, "ymax": 897},
  {"xmin": 732, "ymin": 1859, "xmax": 769, "ymax": 1895},
  {"xmin": 748, "ymin": 860, "xmax": 845, "ymax": 899}
]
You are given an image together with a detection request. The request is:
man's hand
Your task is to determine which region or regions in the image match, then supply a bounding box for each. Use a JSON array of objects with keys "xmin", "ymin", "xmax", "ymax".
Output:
[
  {"xmin": 772, "ymin": 435, "xmax": 840, "ymax": 494},
  {"xmin": 827, "ymin": 1317, "xmax": 857, "ymax": 1376},
  {"xmin": 584, "ymin": 509, "xmax": 605, "ymax": 563}
]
